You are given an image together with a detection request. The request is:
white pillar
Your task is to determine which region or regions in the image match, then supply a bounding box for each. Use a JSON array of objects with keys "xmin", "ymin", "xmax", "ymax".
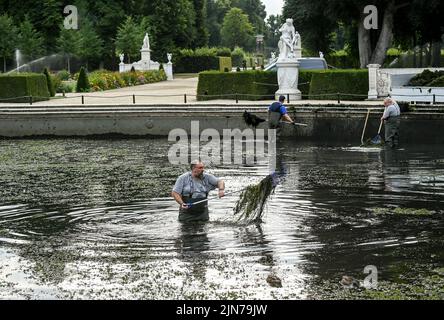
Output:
[
  {"xmin": 164, "ymin": 62, "xmax": 173, "ymax": 81},
  {"xmin": 367, "ymin": 64, "xmax": 380, "ymax": 100}
]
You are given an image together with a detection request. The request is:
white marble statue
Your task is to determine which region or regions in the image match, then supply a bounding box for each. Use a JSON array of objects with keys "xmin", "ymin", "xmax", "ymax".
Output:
[
  {"xmin": 119, "ymin": 53, "xmax": 124, "ymax": 63},
  {"xmin": 319, "ymin": 51, "xmax": 324, "ymax": 58},
  {"xmin": 271, "ymin": 52, "xmax": 276, "ymax": 60},
  {"xmin": 278, "ymin": 18, "xmax": 297, "ymax": 60},
  {"xmin": 142, "ymin": 33, "xmax": 150, "ymax": 50},
  {"xmin": 167, "ymin": 53, "xmax": 172, "ymax": 63}
]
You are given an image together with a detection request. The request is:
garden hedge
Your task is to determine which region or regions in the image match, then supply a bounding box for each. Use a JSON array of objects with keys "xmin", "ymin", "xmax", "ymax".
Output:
[
  {"xmin": 197, "ymin": 70, "xmax": 277, "ymax": 101},
  {"xmin": 0, "ymin": 73, "xmax": 50, "ymax": 103},
  {"xmin": 308, "ymin": 69, "xmax": 369, "ymax": 100},
  {"xmin": 197, "ymin": 69, "xmax": 369, "ymax": 101}
]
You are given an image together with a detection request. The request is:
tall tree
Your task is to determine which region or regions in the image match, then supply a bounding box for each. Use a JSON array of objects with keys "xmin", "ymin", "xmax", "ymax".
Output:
[
  {"xmin": 56, "ymin": 25, "xmax": 80, "ymax": 73},
  {"xmin": 18, "ymin": 16, "xmax": 45, "ymax": 60},
  {"xmin": 264, "ymin": 14, "xmax": 282, "ymax": 51},
  {"xmin": 232, "ymin": 0, "xmax": 267, "ymax": 34},
  {"xmin": 115, "ymin": 16, "xmax": 141, "ymax": 63},
  {"xmin": 0, "ymin": 14, "xmax": 18, "ymax": 72},
  {"xmin": 205, "ymin": 0, "xmax": 232, "ymax": 47},
  {"xmin": 192, "ymin": 0, "xmax": 209, "ymax": 48},
  {"xmin": 221, "ymin": 7, "xmax": 254, "ymax": 50},
  {"xmin": 76, "ymin": 18, "xmax": 104, "ymax": 69}
]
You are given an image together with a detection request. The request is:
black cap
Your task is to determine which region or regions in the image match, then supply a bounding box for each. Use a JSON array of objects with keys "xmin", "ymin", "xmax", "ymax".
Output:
[{"xmin": 279, "ymin": 95, "xmax": 286, "ymax": 102}]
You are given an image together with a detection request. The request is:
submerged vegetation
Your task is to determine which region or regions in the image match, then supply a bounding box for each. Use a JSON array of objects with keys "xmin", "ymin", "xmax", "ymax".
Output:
[{"xmin": 372, "ymin": 207, "xmax": 435, "ymax": 216}]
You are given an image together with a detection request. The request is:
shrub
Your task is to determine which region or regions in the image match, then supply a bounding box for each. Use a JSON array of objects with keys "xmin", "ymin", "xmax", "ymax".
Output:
[
  {"xmin": 308, "ymin": 69, "xmax": 369, "ymax": 100},
  {"xmin": 0, "ymin": 73, "xmax": 50, "ymax": 102},
  {"xmin": 408, "ymin": 70, "xmax": 444, "ymax": 86},
  {"xmin": 231, "ymin": 47, "xmax": 246, "ymax": 68},
  {"xmin": 76, "ymin": 67, "xmax": 90, "ymax": 92},
  {"xmin": 57, "ymin": 70, "xmax": 71, "ymax": 81},
  {"xmin": 43, "ymin": 68, "xmax": 55, "ymax": 97},
  {"xmin": 326, "ymin": 50, "xmax": 360, "ymax": 69},
  {"xmin": 215, "ymin": 47, "xmax": 232, "ymax": 57},
  {"xmin": 57, "ymin": 81, "xmax": 75, "ymax": 93},
  {"xmin": 51, "ymin": 74, "xmax": 62, "ymax": 94},
  {"xmin": 428, "ymin": 75, "xmax": 444, "ymax": 87}
]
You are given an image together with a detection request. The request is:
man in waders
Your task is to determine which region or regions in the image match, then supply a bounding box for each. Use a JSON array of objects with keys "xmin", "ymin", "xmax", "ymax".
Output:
[
  {"xmin": 381, "ymin": 97, "xmax": 401, "ymax": 148},
  {"xmin": 268, "ymin": 95, "xmax": 296, "ymax": 138},
  {"xmin": 172, "ymin": 160, "xmax": 225, "ymax": 222}
]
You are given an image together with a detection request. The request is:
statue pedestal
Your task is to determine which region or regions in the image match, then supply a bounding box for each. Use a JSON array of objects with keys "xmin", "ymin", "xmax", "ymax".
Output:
[
  {"xmin": 367, "ymin": 64, "xmax": 380, "ymax": 100},
  {"xmin": 164, "ymin": 62, "xmax": 173, "ymax": 81},
  {"xmin": 275, "ymin": 59, "xmax": 301, "ymax": 101}
]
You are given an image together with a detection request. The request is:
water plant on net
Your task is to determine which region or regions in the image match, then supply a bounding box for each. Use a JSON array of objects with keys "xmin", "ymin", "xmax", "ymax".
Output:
[{"xmin": 233, "ymin": 173, "xmax": 281, "ymax": 223}]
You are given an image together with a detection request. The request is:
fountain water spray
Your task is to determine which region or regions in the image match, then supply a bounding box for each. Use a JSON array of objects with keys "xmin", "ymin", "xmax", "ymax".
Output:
[{"xmin": 15, "ymin": 49, "xmax": 20, "ymax": 73}]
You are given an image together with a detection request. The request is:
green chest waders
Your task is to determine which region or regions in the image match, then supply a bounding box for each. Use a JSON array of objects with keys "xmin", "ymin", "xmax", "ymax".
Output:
[
  {"xmin": 385, "ymin": 116, "xmax": 400, "ymax": 148},
  {"xmin": 179, "ymin": 176, "xmax": 209, "ymax": 222},
  {"xmin": 268, "ymin": 111, "xmax": 282, "ymax": 138}
]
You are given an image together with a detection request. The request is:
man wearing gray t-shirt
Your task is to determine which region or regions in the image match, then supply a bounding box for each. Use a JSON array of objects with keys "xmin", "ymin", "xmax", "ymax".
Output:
[
  {"xmin": 381, "ymin": 97, "xmax": 401, "ymax": 148},
  {"xmin": 172, "ymin": 160, "xmax": 225, "ymax": 222}
]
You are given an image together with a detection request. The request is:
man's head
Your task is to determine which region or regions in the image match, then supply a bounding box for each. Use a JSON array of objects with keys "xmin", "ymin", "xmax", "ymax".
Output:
[
  {"xmin": 190, "ymin": 160, "xmax": 205, "ymax": 178},
  {"xmin": 383, "ymin": 97, "xmax": 393, "ymax": 107},
  {"xmin": 286, "ymin": 18, "xmax": 293, "ymax": 25},
  {"xmin": 279, "ymin": 95, "xmax": 286, "ymax": 103}
]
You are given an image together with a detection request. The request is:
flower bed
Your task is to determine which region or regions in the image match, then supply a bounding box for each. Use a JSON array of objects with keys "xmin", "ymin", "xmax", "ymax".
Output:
[{"xmin": 88, "ymin": 70, "xmax": 167, "ymax": 92}]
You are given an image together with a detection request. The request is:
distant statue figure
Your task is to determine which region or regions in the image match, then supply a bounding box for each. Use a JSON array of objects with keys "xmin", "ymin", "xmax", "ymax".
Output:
[
  {"xmin": 294, "ymin": 31, "xmax": 301, "ymax": 48},
  {"xmin": 167, "ymin": 53, "xmax": 172, "ymax": 63},
  {"xmin": 119, "ymin": 53, "xmax": 124, "ymax": 63},
  {"xmin": 271, "ymin": 52, "xmax": 276, "ymax": 60},
  {"xmin": 142, "ymin": 33, "xmax": 150, "ymax": 50},
  {"xmin": 278, "ymin": 18, "xmax": 297, "ymax": 60},
  {"xmin": 319, "ymin": 51, "xmax": 324, "ymax": 58}
]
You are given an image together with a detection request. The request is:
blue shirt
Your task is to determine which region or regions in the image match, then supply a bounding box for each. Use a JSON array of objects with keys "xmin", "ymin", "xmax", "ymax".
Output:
[{"xmin": 268, "ymin": 102, "xmax": 288, "ymax": 115}]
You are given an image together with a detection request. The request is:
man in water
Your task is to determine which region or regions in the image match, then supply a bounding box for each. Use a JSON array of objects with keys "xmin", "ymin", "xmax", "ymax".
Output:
[
  {"xmin": 381, "ymin": 97, "xmax": 401, "ymax": 148},
  {"xmin": 172, "ymin": 160, "xmax": 225, "ymax": 222},
  {"xmin": 268, "ymin": 95, "xmax": 296, "ymax": 138}
]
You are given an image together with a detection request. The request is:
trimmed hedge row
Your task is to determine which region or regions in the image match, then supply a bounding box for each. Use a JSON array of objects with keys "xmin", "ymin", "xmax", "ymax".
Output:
[
  {"xmin": 0, "ymin": 73, "xmax": 50, "ymax": 103},
  {"xmin": 308, "ymin": 69, "xmax": 369, "ymax": 100},
  {"xmin": 197, "ymin": 70, "xmax": 277, "ymax": 101},
  {"xmin": 174, "ymin": 54, "xmax": 219, "ymax": 73},
  {"xmin": 174, "ymin": 48, "xmax": 234, "ymax": 73},
  {"xmin": 197, "ymin": 69, "xmax": 369, "ymax": 101}
]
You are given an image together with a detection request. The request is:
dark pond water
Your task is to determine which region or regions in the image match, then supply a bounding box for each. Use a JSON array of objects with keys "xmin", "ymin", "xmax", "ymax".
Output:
[{"xmin": 0, "ymin": 138, "xmax": 443, "ymax": 299}]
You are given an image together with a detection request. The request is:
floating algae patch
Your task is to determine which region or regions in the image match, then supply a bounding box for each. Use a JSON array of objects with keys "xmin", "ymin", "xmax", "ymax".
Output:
[
  {"xmin": 233, "ymin": 175, "xmax": 276, "ymax": 223},
  {"xmin": 304, "ymin": 264, "xmax": 444, "ymax": 300},
  {"xmin": 372, "ymin": 207, "xmax": 435, "ymax": 216}
]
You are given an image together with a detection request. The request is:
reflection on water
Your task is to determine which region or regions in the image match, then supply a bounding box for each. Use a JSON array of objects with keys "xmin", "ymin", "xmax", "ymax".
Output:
[{"xmin": 0, "ymin": 138, "xmax": 443, "ymax": 299}]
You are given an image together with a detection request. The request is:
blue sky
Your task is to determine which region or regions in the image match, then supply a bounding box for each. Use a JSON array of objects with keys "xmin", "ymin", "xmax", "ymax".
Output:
[{"xmin": 262, "ymin": 0, "xmax": 284, "ymax": 17}]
